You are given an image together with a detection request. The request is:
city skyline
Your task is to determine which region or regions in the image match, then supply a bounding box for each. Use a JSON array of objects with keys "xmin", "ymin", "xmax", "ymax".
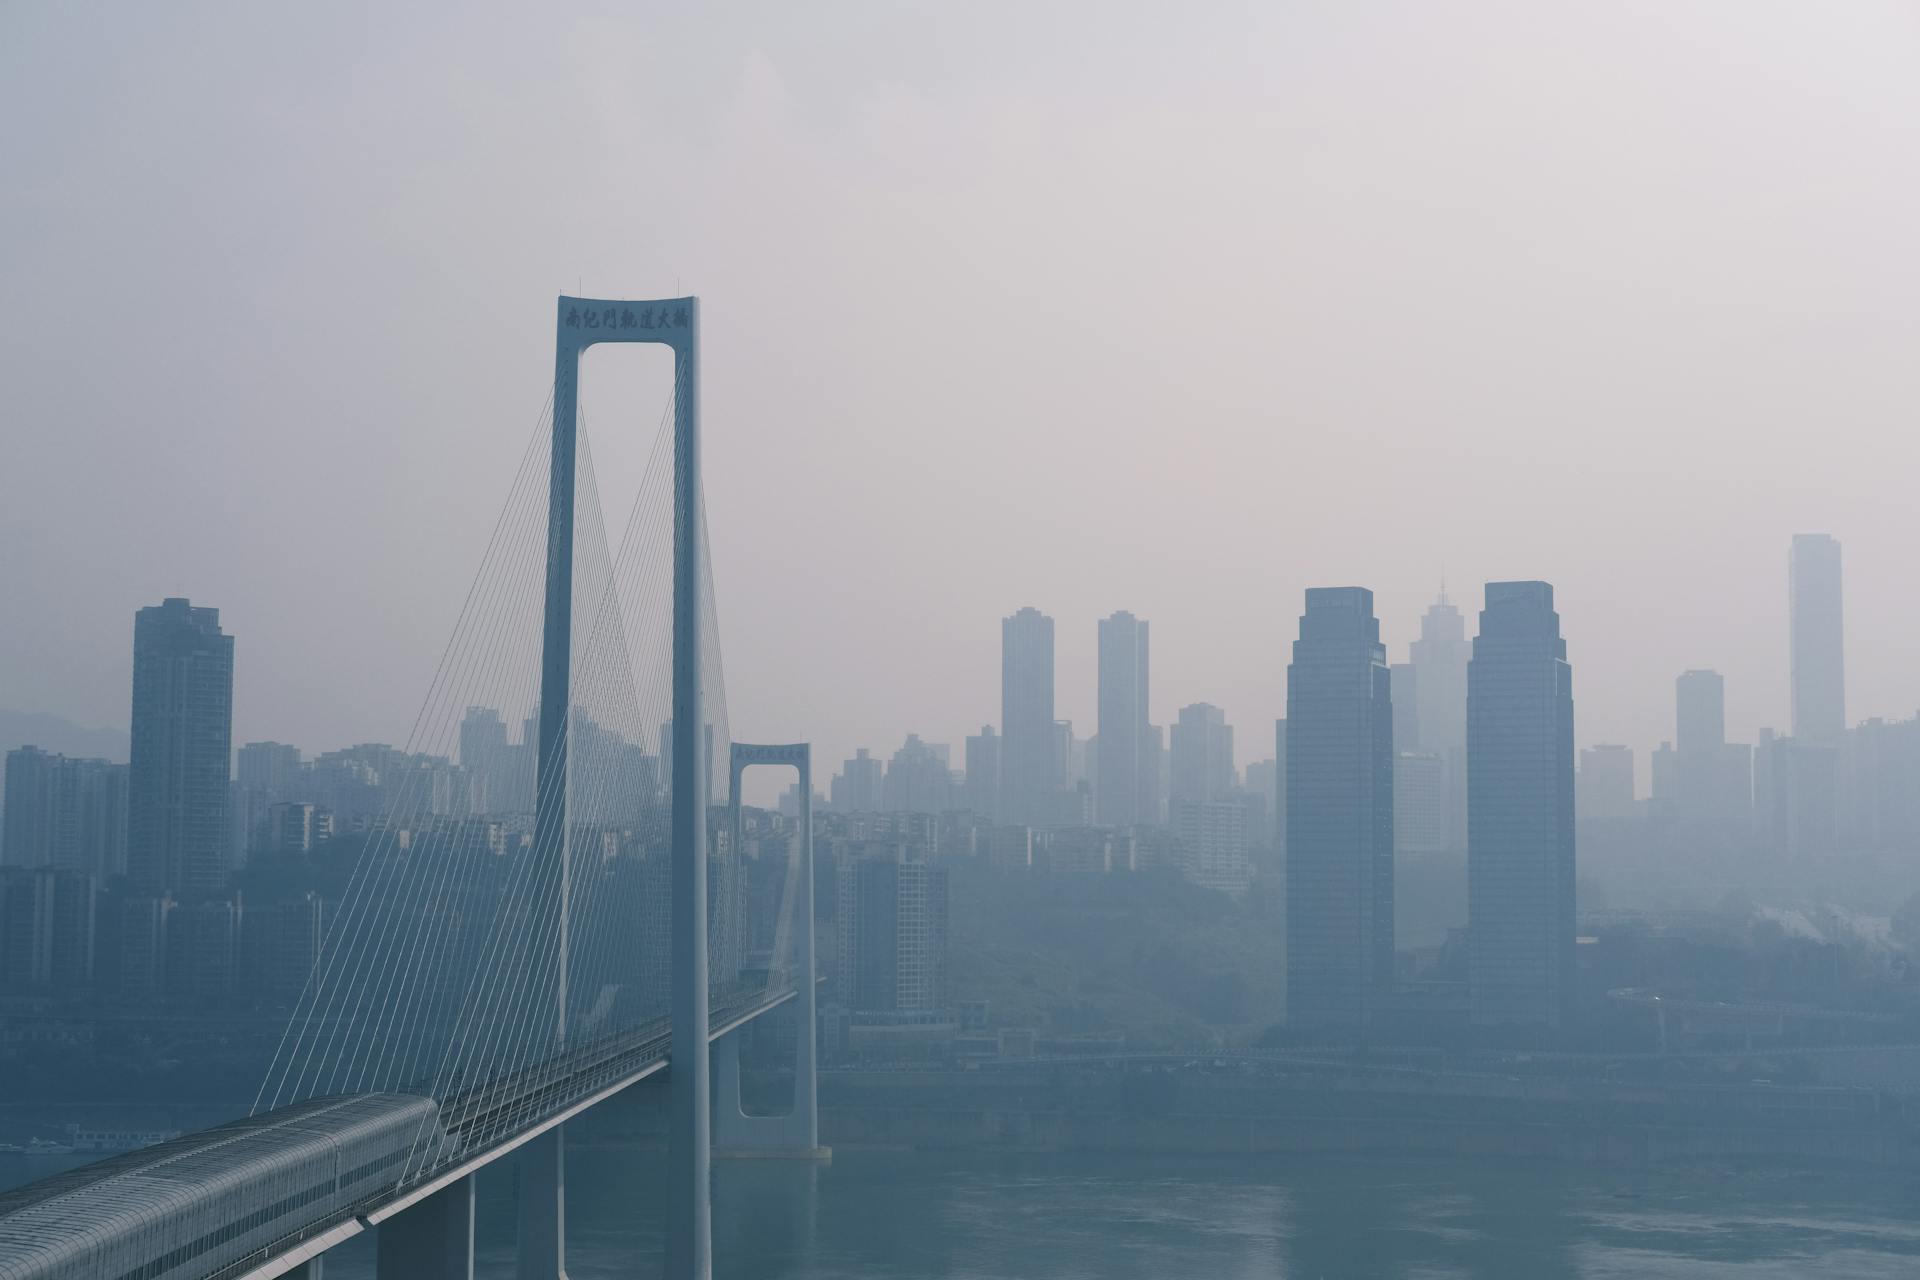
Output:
[
  {"xmin": 5, "ymin": 554, "xmax": 1894, "ymax": 809},
  {"xmin": 5, "ymin": 8, "xmax": 1920, "ymax": 1276},
  {"xmin": 2, "ymin": 543, "xmax": 1884, "ymax": 816}
]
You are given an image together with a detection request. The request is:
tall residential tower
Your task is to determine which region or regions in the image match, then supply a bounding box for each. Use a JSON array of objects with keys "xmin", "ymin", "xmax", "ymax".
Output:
[
  {"xmin": 1095, "ymin": 611, "xmax": 1154, "ymax": 826},
  {"xmin": 999, "ymin": 607, "xmax": 1056, "ymax": 826},
  {"xmin": 128, "ymin": 598, "xmax": 234, "ymax": 893},
  {"xmin": 1467, "ymin": 581, "xmax": 1575, "ymax": 1030},
  {"xmin": 1789, "ymin": 534, "xmax": 1845, "ymax": 742},
  {"xmin": 1408, "ymin": 591, "xmax": 1470, "ymax": 848},
  {"xmin": 1169, "ymin": 702, "xmax": 1234, "ymax": 809},
  {"xmin": 1286, "ymin": 588, "xmax": 1393, "ymax": 1030}
]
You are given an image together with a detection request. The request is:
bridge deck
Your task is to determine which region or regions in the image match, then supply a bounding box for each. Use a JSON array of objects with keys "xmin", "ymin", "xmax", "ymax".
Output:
[
  {"xmin": 0, "ymin": 985, "xmax": 795, "ymax": 1280},
  {"xmin": 229, "ymin": 984, "xmax": 795, "ymax": 1280}
]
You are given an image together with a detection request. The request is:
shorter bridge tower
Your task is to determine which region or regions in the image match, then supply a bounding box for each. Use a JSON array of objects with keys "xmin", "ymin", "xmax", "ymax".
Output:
[{"xmin": 716, "ymin": 743, "xmax": 828, "ymax": 1158}]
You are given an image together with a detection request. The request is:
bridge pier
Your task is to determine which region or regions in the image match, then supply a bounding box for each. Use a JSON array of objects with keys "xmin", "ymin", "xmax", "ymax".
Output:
[
  {"xmin": 516, "ymin": 1124, "xmax": 569, "ymax": 1279},
  {"xmin": 713, "ymin": 1025, "xmax": 829, "ymax": 1158},
  {"xmin": 376, "ymin": 1174, "xmax": 474, "ymax": 1280}
]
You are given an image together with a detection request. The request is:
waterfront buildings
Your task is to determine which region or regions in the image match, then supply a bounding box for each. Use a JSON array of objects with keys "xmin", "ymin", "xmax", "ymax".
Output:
[{"xmin": 835, "ymin": 848, "xmax": 949, "ymax": 1013}]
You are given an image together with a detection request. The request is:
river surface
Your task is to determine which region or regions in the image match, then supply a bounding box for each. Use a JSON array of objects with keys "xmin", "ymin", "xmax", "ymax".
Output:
[
  {"xmin": 8, "ymin": 1146, "xmax": 1919, "ymax": 1277},
  {"xmin": 343, "ymin": 1147, "xmax": 1920, "ymax": 1278}
]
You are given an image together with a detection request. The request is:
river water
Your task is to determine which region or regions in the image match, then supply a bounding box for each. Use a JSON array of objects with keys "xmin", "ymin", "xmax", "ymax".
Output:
[
  {"xmin": 339, "ymin": 1146, "xmax": 1918, "ymax": 1278},
  {"xmin": 7, "ymin": 1145, "xmax": 1918, "ymax": 1276}
]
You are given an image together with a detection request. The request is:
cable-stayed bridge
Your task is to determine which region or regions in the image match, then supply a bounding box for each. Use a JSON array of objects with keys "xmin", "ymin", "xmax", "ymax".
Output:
[{"xmin": 0, "ymin": 297, "xmax": 819, "ymax": 1280}]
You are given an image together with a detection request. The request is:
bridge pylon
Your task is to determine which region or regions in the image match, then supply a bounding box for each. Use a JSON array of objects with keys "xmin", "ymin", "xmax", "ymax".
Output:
[
  {"xmin": 548, "ymin": 295, "xmax": 710, "ymax": 1277},
  {"xmin": 717, "ymin": 743, "xmax": 829, "ymax": 1159}
]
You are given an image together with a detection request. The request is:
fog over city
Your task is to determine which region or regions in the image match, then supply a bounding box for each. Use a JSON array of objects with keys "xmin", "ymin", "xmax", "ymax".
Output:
[
  {"xmin": 5, "ymin": 2, "xmax": 1920, "ymax": 797},
  {"xmin": 13, "ymin": 8, "xmax": 1920, "ymax": 1279}
]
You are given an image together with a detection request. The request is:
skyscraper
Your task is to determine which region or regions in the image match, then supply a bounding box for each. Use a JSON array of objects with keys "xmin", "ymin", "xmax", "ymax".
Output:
[
  {"xmin": 1389, "ymin": 663, "xmax": 1420, "ymax": 756},
  {"xmin": 128, "ymin": 599, "xmax": 234, "ymax": 894},
  {"xmin": 1675, "ymin": 669, "xmax": 1724, "ymax": 757},
  {"xmin": 830, "ymin": 748, "xmax": 884, "ymax": 812},
  {"xmin": 1272, "ymin": 718, "xmax": 1287, "ymax": 855},
  {"xmin": 1674, "ymin": 669, "xmax": 1751, "ymax": 846},
  {"xmin": 1392, "ymin": 752, "xmax": 1447, "ymax": 854},
  {"xmin": 882, "ymin": 735, "xmax": 954, "ymax": 814},
  {"xmin": 1754, "ymin": 728, "xmax": 1838, "ymax": 861},
  {"xmin": 835, "ymin": 848, "xmax": 949, "ymax": 1013},
  {"xmin": 236, "ymin": 741, "xmax": 304, "ymax": 797},
  {"xmin": 1789, "ymin": 534, "xmax": 1845, "ymax": 742},
  {"xmin": 456, "ymin": 709, "xmax": 508, "ymax": 811},
  {"xmin": 1096, "ymin": 611, "xmax": 1154, "ymax": 826},
  {"xmin": 233, "ymin": 740, "xmax": 304, "ymax": 860},
  {"xmin": 963, "ymin": 726, "xmax": 1000, "ymax": 818},
  {"xmin": 1408, "ymin": 591, "xmax": 1470, "ymax": 848},
  {"xmin": 999, "ymin": 607, "xmax": 1056, "ymax": 826},
  {"xmin": 1169, "ymin": 702, "xmax": 1234, "ymax": 809},
  {"xmin": 1467, "ymin": 581, "xmax": 1575, "ymax": 1030},
  {"xmin": 1649, "ymin": 741, "xmax": 1679, "ymax": 816},
  {"xmin": 1576, "ymin": 745, "xmax": 1635, "ymax": 820},
  {"xmin": 1286, "ymin": 587, "xmax": 1393, "ymax": 1030},
  {"xmin": 1675, "ymin": 668, "xmax": 1724, "ymax": 836}
]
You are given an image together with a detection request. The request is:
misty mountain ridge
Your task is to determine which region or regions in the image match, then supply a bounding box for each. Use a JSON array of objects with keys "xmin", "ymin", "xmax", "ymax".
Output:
[{"xmin": 0, "ymin": 709, "xmax": 128, "ymax": 763}]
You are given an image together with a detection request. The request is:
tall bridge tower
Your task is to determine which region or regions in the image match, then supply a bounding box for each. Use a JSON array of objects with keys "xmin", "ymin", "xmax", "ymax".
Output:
[{"xmin": 547, "ymin": 296, "xmax": 710, "ymax": 1278}]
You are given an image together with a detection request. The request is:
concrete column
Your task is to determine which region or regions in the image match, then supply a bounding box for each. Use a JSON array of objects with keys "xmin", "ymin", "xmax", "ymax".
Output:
[
  {"xmin": 517, "ymin": 1124, "xmax": 568, "ymax": 1280},
  {"xmin": 539, "ymin": 304, "xmax": 578, "ymax": 1056},
  {"xmin": 667, "ymin": 301, "xmax": 711, "ymax": 1280},
  {"xmin": 794, "ymin": 771, "xmax": 819, "ymax": 1151},
  {"xmin": 377, "ymin": 1175, "xmax": 474, "ymax": 1280}
]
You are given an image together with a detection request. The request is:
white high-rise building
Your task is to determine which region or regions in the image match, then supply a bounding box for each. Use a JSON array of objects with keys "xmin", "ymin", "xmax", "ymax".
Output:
[
  {"xmin": 1408, "ymin": 591, "xmax": 1469, "ymax": 849},
  {"xmin": 1000, "ymin": 608, "xmax": 1057, "ymax": 827},
  {"xmin": 1169, "ymin": 703, "xmax": 1234, "ymax": 810},
  {"xmin": 1790, "ymin": 534, "xmax": 1845, "ymax": 743},
  {"xmin": 1095, "ymin": 612, "xmax": 1154, "ymax": 826}
]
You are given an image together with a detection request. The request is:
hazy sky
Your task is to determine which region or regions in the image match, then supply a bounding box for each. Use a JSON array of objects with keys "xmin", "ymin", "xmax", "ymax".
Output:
[{"xmin": 4, "ymin": 3, "xmax": 1919, "ymax": 799}]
